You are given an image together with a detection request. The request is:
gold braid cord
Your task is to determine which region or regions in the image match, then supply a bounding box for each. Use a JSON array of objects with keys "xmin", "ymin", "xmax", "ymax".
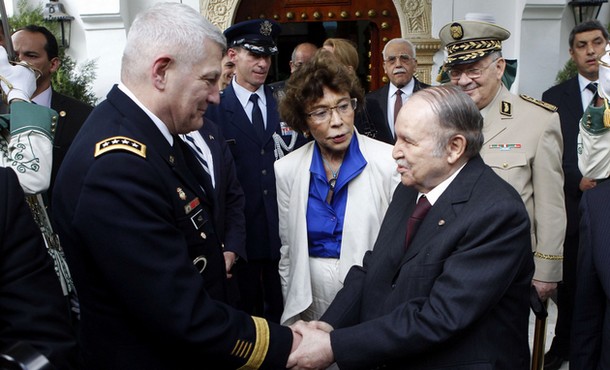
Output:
[
  {"xmin": 533, "ymin": 251, "xmax": 563, "ymax": 261},
  {"xmin": 603, "ymin": 98, "xmax": 610, "ymax": 128}
]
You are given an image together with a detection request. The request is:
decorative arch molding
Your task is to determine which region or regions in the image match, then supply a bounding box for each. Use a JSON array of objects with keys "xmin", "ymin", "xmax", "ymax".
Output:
[
  {"xmin": 200, "ymin": 0, "xmax": 237, "ymax": 30},
  {"xmin": 394, "ymin": 0, "xmax": 440, "ymax": 84}
]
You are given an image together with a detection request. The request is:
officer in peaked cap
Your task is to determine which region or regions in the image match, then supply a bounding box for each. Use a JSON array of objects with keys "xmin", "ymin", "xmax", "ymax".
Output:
[
  {"xmin": 439, "ymin": 20, "xmax": 510, "ymax": 67},
  {"xmin": 223, "ymin": 19, "xmax": 281, "ymax": 56},
  {"xmin": 439, "ymin": 18, "xmax": 566, "ymax": 305},
  {"xmin": 206, "ymin": 17, "xmax": 307, "ymax": 324}
]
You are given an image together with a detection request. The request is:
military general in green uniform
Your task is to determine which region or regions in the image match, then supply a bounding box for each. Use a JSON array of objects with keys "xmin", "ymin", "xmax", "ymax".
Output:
[{"xmin": 439, "ymin": 19, "xmax": 566, "ymax": 301}]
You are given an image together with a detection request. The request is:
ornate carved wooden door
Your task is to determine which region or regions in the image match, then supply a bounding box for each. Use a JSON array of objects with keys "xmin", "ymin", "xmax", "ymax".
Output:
[{"xmin": 234, "ymin": 0, "xmax": 402, "ymax": 92}]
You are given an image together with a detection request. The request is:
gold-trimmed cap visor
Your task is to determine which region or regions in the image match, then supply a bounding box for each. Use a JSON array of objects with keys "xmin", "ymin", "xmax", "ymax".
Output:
[{"xmin": 439, "ymin": 20, "xmax": 510, "ymax": 67}]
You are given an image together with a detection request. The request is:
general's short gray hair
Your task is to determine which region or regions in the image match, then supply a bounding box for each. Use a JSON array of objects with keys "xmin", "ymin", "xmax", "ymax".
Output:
[{"xmin": 121, "ymin": 2, "xmax": 226, "ymax": 83}]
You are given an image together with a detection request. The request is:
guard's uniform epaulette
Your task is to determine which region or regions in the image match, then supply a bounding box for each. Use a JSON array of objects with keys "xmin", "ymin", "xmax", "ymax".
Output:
[
  {"xmin": 520, "ymin": 94, "xmax": 558, "ymax": 112},
  {"xmin": 94, "ymin": 136, "xmax": 147, "ymax": 158}
]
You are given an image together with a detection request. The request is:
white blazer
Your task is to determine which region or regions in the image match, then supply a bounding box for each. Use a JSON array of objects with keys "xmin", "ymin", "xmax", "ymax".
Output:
[{"xmin": 274, "ymin": 131, "xmax": 400, "ymax": 325}]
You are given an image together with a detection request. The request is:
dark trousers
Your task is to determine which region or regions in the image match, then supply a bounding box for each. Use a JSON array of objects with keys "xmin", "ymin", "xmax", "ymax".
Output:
[
  {"xmin": 549, "ymin": 232, "xmax": 579, "ymax": 358},
  {"xmin": 235, "ymin": 259, "xmax": 283, "ymax": 323}
]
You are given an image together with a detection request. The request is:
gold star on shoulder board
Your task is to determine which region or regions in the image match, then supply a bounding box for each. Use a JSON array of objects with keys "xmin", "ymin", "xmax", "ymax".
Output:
[{"xmin": 94, "ymin": 136, "xmax": 147, "ymax": 158}]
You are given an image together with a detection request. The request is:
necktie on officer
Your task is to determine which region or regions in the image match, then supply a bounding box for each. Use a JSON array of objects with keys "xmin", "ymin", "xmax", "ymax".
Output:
[
  {"xmin": 176, "ymin": 135, "xmax": 214, "ymax": 197},
  {"xmin": 249, "ymin": 93, "xmax": 266, "ymax": 140},
  {"xmin": 393, "ymin": 89, "xmax": 403, "ymax": 125},
  {"xmin": 405, "ymin": 195, "xmax": 432, "ymax": 249},
  {"xmin": 183, "ymin": 134, "xmax": 212, "ymax": 177}
]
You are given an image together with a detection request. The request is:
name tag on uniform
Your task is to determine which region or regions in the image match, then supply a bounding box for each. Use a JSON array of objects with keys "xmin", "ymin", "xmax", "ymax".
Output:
[
  {"xmin": 280, "ymin": 121, "xmax": 294, "ymax": 136},
  {"xmin": 489, "ymin": 143, "xmax": 521, "ymax": 151}
]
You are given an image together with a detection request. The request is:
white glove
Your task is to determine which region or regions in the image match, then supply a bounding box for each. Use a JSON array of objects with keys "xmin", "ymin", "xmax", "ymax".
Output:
[
  {"xmin": 598, "ymin": 43, "xmax": 610, "ymax": 100},
  {"xmin": 0, "ymin": 46, "xmax": 36, "ymax": 102}
]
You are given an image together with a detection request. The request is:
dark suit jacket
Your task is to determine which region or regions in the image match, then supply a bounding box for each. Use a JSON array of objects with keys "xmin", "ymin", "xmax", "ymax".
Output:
[
  {"xmin": 49, "ymin": 90, "xmax": 93, "ymax": 198},
  {"xmin": 321, "ymin": 155, "xmax": 534, "ymax": 370},
  {"xmin": 198, "ymin": 118, "xmax": 246, "ymax": 260},
  {"xmin": 356, "ymin": 77, "xmax": 430, "ymax": 144},
  {"xmin": 52, "ymin": 86, "xmax": 293, "ymax": 370},
  {"xmin": 571, "ymin": 180, "xmax": 610, "ymax": 369},
  {"xmin": 205, "ymin": 83, "xmax": 307, "ymax": 260},
  {"xmin": 542, "ymin": 77, "xmax": 583, "ymax": 237},
  {"xmin": 0, "ymin": 167, "xmax": 77, "ymax": 369}
]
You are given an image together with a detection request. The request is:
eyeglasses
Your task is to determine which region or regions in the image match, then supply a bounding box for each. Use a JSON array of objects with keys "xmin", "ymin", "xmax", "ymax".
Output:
[
  {"xmin": 307, "ymin": 98, "xmax": 358, "ymax": 124},
  {"xmin": 384, "ymin": 54, "xmax": 414, "ymax": 64},
  {"xmin": 446, "ymin": 57, "xmax": 500, "ymax": 80}
]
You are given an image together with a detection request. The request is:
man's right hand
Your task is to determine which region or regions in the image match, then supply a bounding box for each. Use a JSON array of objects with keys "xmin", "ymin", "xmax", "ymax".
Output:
[
  {"xmin": 579, "ymin": 177, "xmax": 597, "ymax": 191},
  {"xmin": 532, "ymin": 279, "xmax": 557, "ymax": 302}
]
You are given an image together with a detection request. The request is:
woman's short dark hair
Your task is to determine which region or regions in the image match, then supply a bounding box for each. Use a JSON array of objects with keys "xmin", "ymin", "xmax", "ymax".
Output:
[{"xmin": 279, "ymin": 49, "xmax": 364, "ymax": 134}]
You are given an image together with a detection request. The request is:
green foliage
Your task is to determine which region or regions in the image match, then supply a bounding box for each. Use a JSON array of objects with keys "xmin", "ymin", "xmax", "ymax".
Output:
[
  {"xmin": 555, "ymin": 59, "xmax": 578, "ymax": 84},
  {"xmin": 9, "ymin": 0, "xmax": 98, "ymax": 105},
  {"xmin": 52, "ymin": 56, "xmax": 97, "ymax": 106}
]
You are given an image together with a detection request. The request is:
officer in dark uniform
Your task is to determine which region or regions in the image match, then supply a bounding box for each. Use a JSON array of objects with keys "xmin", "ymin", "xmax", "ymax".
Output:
[
  {"xmin": 52, "ymin": 4, "xmax": 296, "ymax": 369},
  {"xmin": 206, "ymin": 19, "xmax": 308, "ymax": 323}
]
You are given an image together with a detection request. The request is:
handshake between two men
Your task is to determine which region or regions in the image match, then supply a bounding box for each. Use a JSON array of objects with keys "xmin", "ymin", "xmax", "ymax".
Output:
[{"xmin": 287, "ymin": 320, "xmax": 335, "ymax": 370}]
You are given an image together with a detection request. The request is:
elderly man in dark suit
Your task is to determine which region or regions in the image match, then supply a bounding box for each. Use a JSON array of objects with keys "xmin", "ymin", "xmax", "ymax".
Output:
[
  {"xmin": 12, "ymin": 25, "xmax": 93, "ymax": 203},
  {"xmin": 541, "ymin": 19, "xmax": 608, "ymax": 370},
  {"xmin": 357, "ymin": 38, "xmax": 429, "ymax": 144},
  {"xmin": 287, "ymin": 85, "xmax": 534, "ymax": 370},
  {"xmin": 571, "ymin": 178, "xmax": 610, "ymax": 370},
  {"xmin": 205, "ymin": 19, "xmax": 308, "ymax": 323}
]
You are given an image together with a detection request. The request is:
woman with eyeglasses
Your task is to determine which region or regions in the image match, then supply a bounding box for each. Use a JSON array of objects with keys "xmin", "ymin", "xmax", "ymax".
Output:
[{"xmin": 274, "ymin": 49, "xmax": 400, "ymax": 325}]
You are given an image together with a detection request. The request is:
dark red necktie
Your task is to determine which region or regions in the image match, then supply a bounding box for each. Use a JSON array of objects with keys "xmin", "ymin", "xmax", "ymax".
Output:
[
  {"xmin": 405, "ymin": 195, "xmax": 432, "ymax": 249},
  {"xmin": 393, "ymin": 89, "xmax": 403, "ymax": 125}
]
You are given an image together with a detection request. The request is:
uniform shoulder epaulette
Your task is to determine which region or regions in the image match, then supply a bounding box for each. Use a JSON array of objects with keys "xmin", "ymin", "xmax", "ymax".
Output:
[
  {"xmin": 94, "ymin": 136, "xmax": 147, "ymax": 159},
  {"xmin": 519, "ymin": 94, "xmax": 558, "ymax": 112}
]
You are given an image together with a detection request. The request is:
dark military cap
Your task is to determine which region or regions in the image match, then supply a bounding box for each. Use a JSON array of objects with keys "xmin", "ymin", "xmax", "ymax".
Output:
[
  {"xmin": 439, "ymin": 20, "xmax": 510, "ymax": 67},
  {"xmin": 224, "ymin": 19, "xmax": 281, "ymax": 56}
]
